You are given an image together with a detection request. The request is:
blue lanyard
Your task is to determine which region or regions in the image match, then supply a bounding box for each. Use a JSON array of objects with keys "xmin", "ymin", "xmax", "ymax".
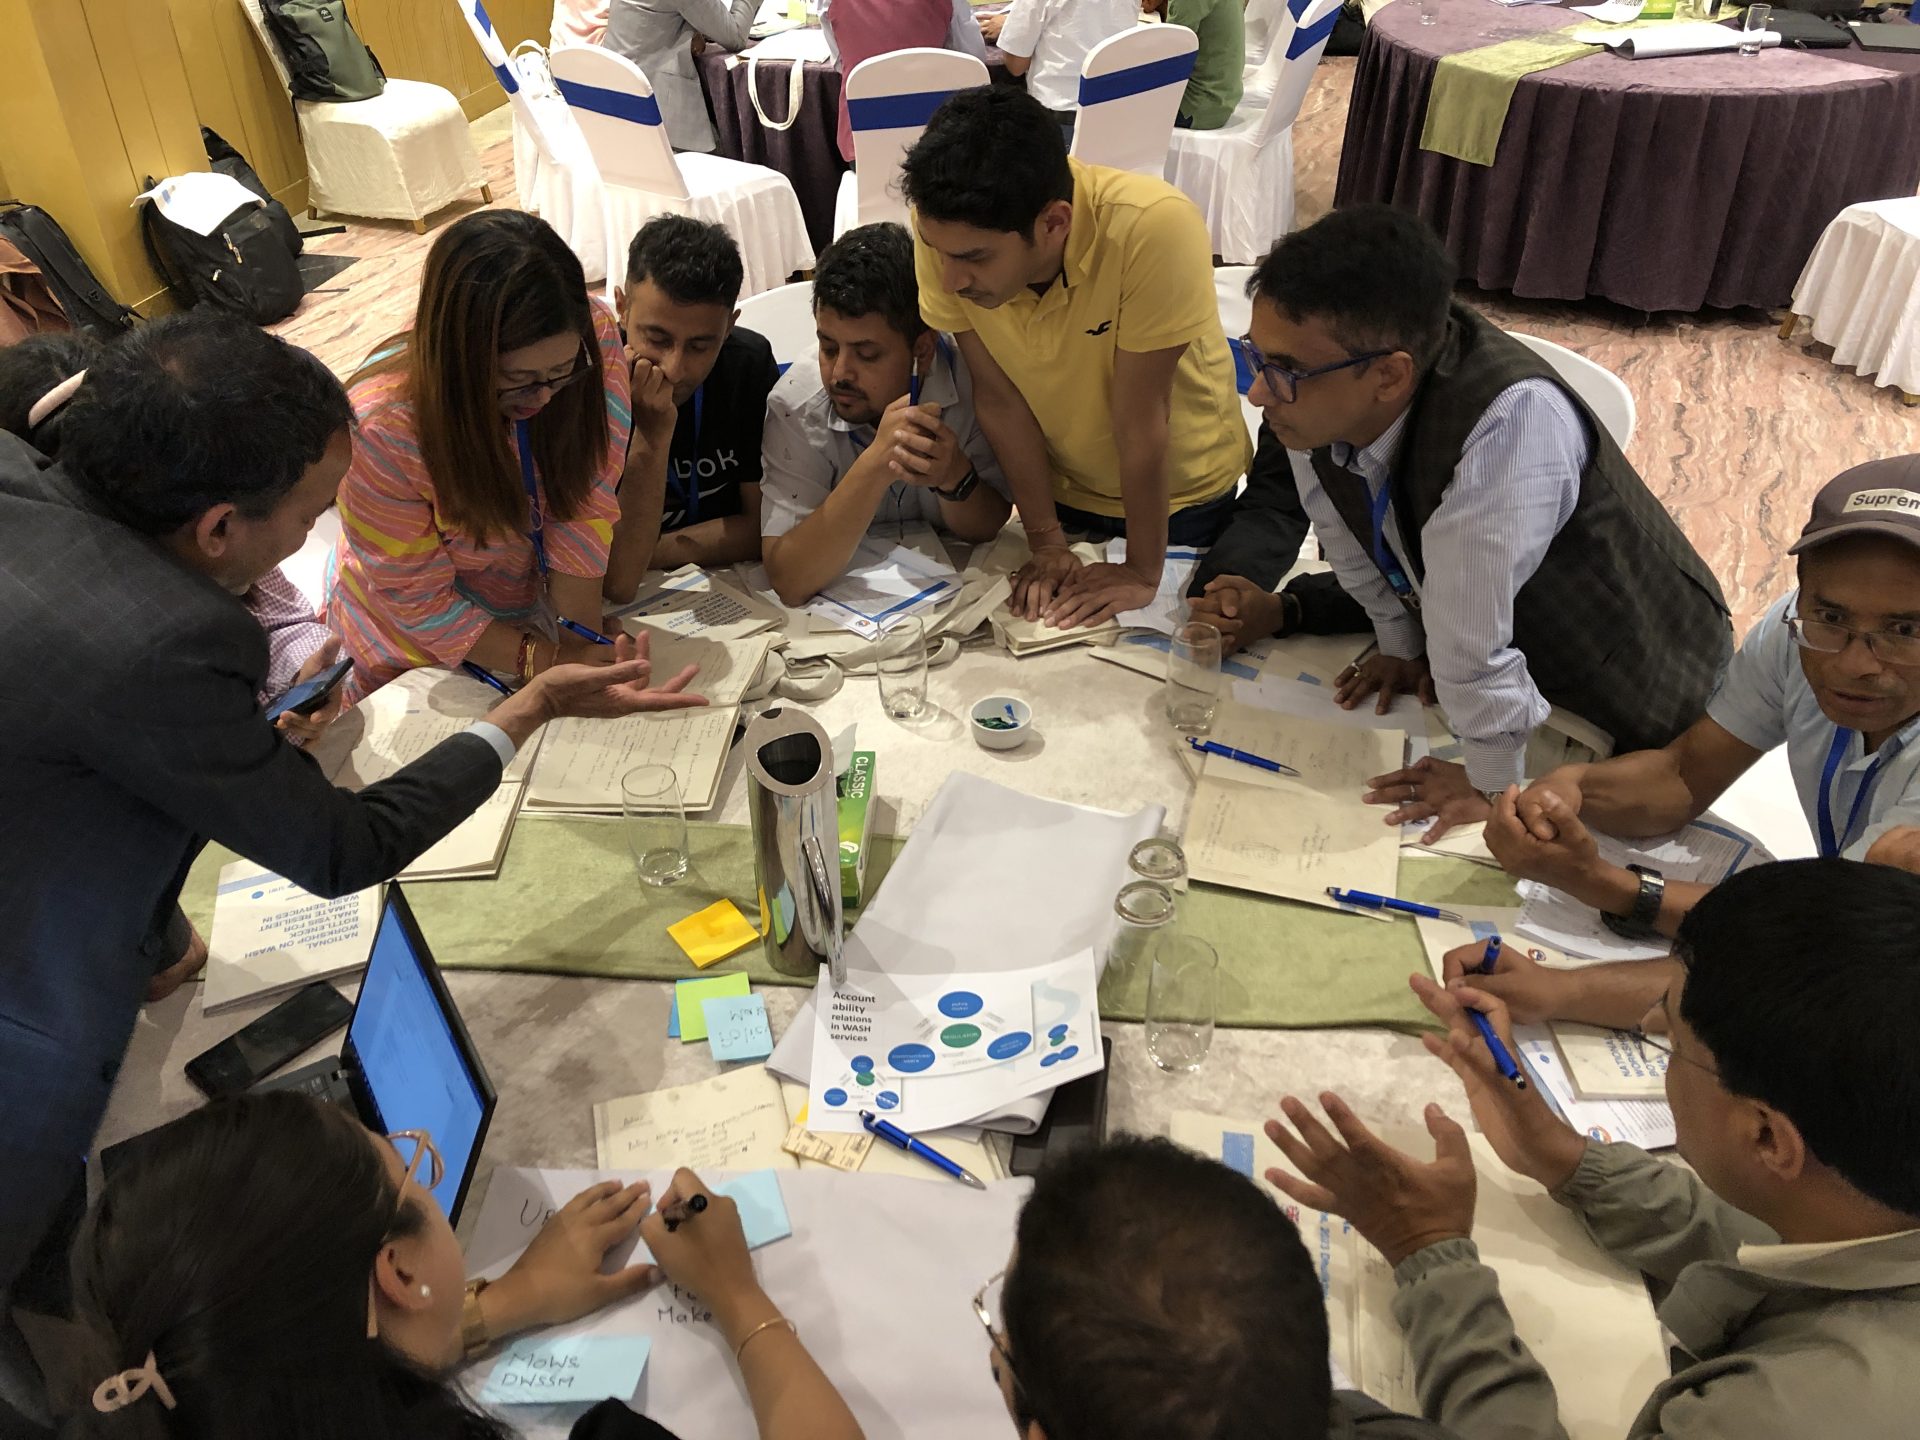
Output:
[
  {"xmin": 1817, "ymin": 726, "xmax": 1889, "ymax": 858},
  {"xmin": 1368, "ymin": 479, "xmax": 1415, "ymax": 601},
  {"xmin": 672, "ymin": 384, "xmax": 706, "ymax": 524},
  {"xmin": 516, "ymin": 418, "xmax": 547, "ymax": 579}
]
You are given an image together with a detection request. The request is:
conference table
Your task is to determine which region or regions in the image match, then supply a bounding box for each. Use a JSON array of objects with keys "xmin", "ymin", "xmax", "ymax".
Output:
[{"xmin": 1336, "ymin": 0, "xmax": 1920, "ymax": 312}]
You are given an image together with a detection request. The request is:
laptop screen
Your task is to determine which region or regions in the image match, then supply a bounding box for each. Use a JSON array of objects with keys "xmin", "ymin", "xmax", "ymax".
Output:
[{"xmin": 348, "ymin": 892, "xmax": 492, "ymax": 1220}]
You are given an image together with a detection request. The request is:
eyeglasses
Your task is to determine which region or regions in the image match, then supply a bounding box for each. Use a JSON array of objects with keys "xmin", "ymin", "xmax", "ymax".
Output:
[
  {"xmin": 496, "ymin": 349, "xmax": 592, "ymax": 404},
  {"xmin": 1624, "ymin": 1029, "xmax": 1717, "ymax": 1076},
  {"xmin": 1237, "ymin": 334, "xmax": 1391, "ymax": 405},
  {"xmin": 1786, "ymin": 612, "xmax": 1920, "ymax": 667},
  {"xmin": 386, "ymin": 1129, "xmax": 444, "ymax": 1225}
]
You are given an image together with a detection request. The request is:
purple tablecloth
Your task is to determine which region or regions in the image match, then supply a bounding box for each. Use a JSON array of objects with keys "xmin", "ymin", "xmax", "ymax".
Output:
[
  {"xmin": 698, "ymin": 49, "xmax": 848, "ymax": 253},
  {"xmin": 1335, "ymin": 1, "xmax": 1920, "ymax": 312}
]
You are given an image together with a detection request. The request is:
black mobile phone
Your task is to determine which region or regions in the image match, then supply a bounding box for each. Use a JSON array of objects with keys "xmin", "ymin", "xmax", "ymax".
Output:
[
  {"xmin": 184, "ymin": 981, "xmax": 353, "ymax": 1099},
  {"xmin": 1009, "ymin": 1037, "xmax": 1113, "ymax": 1177},
  {"xmin": 263, "ymin": 657, "xmax": 354, "ymax": 723}
]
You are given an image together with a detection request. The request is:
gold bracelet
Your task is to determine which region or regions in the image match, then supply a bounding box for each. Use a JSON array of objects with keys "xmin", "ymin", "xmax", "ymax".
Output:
[
  {"xmin": 732, "ymin": 1315, "xmax": 795, "ymax": 1362},
  {"xmin": 460, "ymin": 1277, "xmax": 492, "ymax": 1359}
]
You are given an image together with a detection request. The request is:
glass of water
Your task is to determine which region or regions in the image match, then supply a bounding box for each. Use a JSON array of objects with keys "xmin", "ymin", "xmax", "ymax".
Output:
[
  {"xmin": 1165, "ymin": 621, "xmax": 1222, "ymax": 734},
  {"xmin": 1740, "ymin": 3, "xmax": 1772, "ymax": 54},
  {"xmin": 1418, "ymin": 0, "xmax": 1439, "ymax": 22},
  {"xmin": 1145, "ymin": 934, "xmax": 1218, "ymax": 1073},
  {"xmin": 621, "ymin": 764, "xmax": 689, "ymax": 886},
  {"xmin": 876, "ymin": 613, "xmax": 930, "ymax": 720}
]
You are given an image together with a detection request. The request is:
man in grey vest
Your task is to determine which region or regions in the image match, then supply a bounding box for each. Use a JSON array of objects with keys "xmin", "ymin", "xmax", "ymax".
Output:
[{"xmin": 1229, "ymin": 205, "xmax": 1730, "ymax": 840}]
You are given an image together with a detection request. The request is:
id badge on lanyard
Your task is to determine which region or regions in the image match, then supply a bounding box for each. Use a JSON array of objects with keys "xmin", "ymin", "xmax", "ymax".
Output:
[
  {"xmin": 1369, "ymin": 480, "xmax": 1419, "ymax": 612},
  {"xmin": 1818, "ymin": 726, "xmax": 1889, "ymax": 858},
  {"xmin": 516, "ymin": 419, "xmax": 560, "ymax": 641}
]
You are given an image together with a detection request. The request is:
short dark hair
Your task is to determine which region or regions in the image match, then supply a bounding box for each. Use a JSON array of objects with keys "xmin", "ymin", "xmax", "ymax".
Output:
[
  {"xmin": 900, "ymin": 87, "xmax": 1073, "ymax": 235},
  {"xmin": 1678, "ymin": 859, "xmax": 1920, "ymax": 1216},
  {"xmin": 1249, "ymin": 204, "xmax": 1456, "ymax": 371},
  {"xmin": 811, "ymin": 222, "xmax": 926, "ymax": 343},
  {"xmin": 0, "ymin": 330, "xmax": 102, "ymax": 454},
  {"xmin": 60, "ymin": 313, "xmax": 351, "ymax": 536},
  {"xmin": 625, "ymin": 214, "xmax": 745, "ymax": 308},
  {"xmin": 1004, "ymin": 1136, "xmax": 1333, "ymax": 1440}
]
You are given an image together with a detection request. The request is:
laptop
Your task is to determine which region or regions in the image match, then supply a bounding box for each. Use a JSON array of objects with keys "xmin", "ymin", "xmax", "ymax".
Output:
[
  {"xmin": 255, "ymin": 883, "xmax": 497, "ymax": 1223},
  {"xmin": 1851, "ymin": 20, "xmax": 1920, "ymax": 49}
]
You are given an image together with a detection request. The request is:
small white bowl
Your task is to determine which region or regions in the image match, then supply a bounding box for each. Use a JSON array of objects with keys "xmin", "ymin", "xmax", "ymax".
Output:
[{"xmin": 970, "ymin": 695, "xmax": 1034, "ymax": 751}]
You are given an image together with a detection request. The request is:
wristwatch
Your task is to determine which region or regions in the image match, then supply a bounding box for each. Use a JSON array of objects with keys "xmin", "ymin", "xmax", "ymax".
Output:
[
  {"xmin": 1601, "ymin": 864, "xmax": 1666, "ymax": 940},
  {"xmin": 933, "ymin": 467, "xmax": 979, "ymax": 502}
]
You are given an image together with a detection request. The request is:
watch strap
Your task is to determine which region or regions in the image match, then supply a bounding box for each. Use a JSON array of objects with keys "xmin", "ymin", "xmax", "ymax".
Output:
[
  {"xmin": 933, "ymin": 467, "xmax": 978, "ymax": 502},
  {"xmin": 1602, "ymin": 864, "xmax": 1666, "ymax": 939}
]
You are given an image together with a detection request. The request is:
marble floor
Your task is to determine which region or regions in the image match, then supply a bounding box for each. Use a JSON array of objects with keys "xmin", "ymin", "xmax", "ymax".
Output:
[{"xmin": 275, "ymin": 71, "xmax": 1920, "ymax": 636}]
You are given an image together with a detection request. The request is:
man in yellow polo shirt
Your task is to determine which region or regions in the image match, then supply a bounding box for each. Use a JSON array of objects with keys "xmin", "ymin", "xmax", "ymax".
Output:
[{"xmin": 900, "ymin": 86, "xmax": 1250, "ymax": 629}]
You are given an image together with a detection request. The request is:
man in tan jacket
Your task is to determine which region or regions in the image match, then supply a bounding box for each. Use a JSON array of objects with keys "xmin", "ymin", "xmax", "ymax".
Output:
[{"xmin": 1263, "ymin": 857, "xmax": 1920, "ymax": 1439}]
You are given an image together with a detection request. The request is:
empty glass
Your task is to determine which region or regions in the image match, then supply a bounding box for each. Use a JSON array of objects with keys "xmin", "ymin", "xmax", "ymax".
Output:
[
  {"xmin": 1740, "ymin": 4, "xmax": 1772, "ymax": 54},
  {"xmin": 1145, "ymin": 935, "xmax": 1218, "ymax": 1073},
  {"xmin": 876, "ymin": 614, "xmax": 930, "ymax": 720},
  {"xmin": 1107, "ymin": 880, "xmax": 1177, "ymax": 983},
  {"xmin": 1418, "ymin": 0, "xmax": 1439, "ymax": 23},
  {"xmin": 1164, "ymin": 621, "xmax": 1222, "ymax": 734},
  {"xmin": 1129, "ymin": 836, "xmax": 1189, "ymax": 892},
  {"xmin": 621, "ymin": 764, "xmax": 689, "ymax": 886}
]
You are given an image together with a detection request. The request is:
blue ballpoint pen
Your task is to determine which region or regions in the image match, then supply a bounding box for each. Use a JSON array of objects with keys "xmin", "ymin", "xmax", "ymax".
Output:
[
  {"xmin": 1479, "ymin": 935, "xmax": 1502, "ymax": 974},
  {"xmin": 1323, "ymin": 887, "xmax": 1463, "ymax": 923},
  {"xmin": 558, "ymin": 616, "xmax": 615, "ymax": 645},
  {"xmin": 1467, "ymin": 1007, "xmax": 1527, "ymax": 1089},
  {"xmin": 859, "ymin": 1110, "xmax": 985, "ymax": 1190},
  {"xmin": 1186, "ymin": 736, "xmax": 1302, "ymax": 778},
  {"xmin": 461, "ymin": 662, "xmax": 514, "ymax": 697}
]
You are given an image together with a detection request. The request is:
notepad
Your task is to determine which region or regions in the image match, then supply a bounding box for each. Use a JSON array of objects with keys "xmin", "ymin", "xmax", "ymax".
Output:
[
  {"xmin": 704, "ymin": 995, "xmax": 774, "ymax": 1063},
  {"xmin": 592, "ymin": 1070, "xmax": 797, "ymax": 1172},
  {"xmin": 669, "ymin": 900, "xmax": 760, "ymax": 969},
  {"xmin": 479, "ymin": 1334, "xmax": 651, "ymax": 1406},
  {"xmin": 674, "ymin": 973, "xmax": 753, "ymax": 1043}
]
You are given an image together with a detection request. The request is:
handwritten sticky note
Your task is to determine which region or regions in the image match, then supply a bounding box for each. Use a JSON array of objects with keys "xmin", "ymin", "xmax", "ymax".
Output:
[
  {"xmin": 704, "ymin": 994, "xmax": 773, "ymax": 1063},
  {"xmin": 675, "ymin": 972, "xmax": 751, "ymax": 1043},
  {"xmin": 478, "ymin": 1334, "xmax": 651, "ymax": 1406},
  {"xmin": 669, "ymin": 899, "xmax": 760, "ymax": 969}
]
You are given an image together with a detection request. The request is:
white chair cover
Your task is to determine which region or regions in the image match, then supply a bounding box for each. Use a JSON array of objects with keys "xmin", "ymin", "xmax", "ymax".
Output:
[
  {"xmin": 1241, "ymin": 0, "xmax": 1308, "ymax": 108},
  {"xmin": 736, "ymin": 280, "xmax": 820, "ymax": 368},
  {"xmin": 1792, "ymin": 197, "xmax": 1920, "ymax": 400},
  {"xmin": 239, "ymin": 0, "xmax": 484, "ymax": 224},
  {"xmin": 1509, "ymin": 333, "xmax": 1637, "ymax": 452},
  {"xmin": 1162, "ymin": 0, "xmax": 1340, "ymax": 264},
  {"xmin": 1242, "ymin": 0, "xmax": 1291, "ymax": 68},
  {"xmin": 452, "ymin": 1, "xmax": 586, "ymax": 232},
  {"xmin": 546, "ymin": 44, "xmax": 815, "ymax": 298},
  {"xmin": 832, "ymin": 48, "xmax": 990, "ymax": 239},
  {"xmin": 1069, "ymin": 24, "xmax": 1198, "ymax": 177}
]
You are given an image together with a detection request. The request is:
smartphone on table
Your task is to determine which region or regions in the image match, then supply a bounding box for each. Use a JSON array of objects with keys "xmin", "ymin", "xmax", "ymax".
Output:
[{"xmin": 184, "ymin": 981, "xmax": 353, "ymax": 1099}]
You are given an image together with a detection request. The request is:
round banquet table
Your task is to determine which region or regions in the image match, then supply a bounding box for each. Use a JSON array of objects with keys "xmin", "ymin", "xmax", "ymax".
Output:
[
  {"xmin": 698, "ymin": 43, "xmax": 848, "ymax": 253},
  {"xmin": 1335, "ymin": 0, "xmax": 1920, "ymax": 313}
]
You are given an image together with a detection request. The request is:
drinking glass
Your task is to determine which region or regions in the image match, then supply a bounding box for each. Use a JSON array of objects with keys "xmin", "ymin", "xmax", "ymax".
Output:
[
  {"xmin": 876, "ymin": 614, "xmax": 930, "ymax": 720},
  {"xmin": 621, "ymin": 765, "xmax": 689, "ymax": 886},
  {"xmin": 1145, "ymin": 935, "xmax": 1218, "ymax": 1073},
  {"xmin": 1740, "ymin": 4, "xmax": 1772, "ymax": 54},
  {"xmin": 1418, "ymin": 0, "xmax": 1439, "ymax": 24},
  {"xmin": 1106, "ymin": 880, "xmax": 1177, "ymax": 985},
  {"xmin": 1164, "ymin": 621, "xmax": 1222, "ymax": 734}
]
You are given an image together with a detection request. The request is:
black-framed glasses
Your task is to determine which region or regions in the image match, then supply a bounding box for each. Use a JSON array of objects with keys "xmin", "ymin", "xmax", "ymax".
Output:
[
  {"xmin": 496, "ymin": 348, "xmax": 592, "ymax": 404},
  {"xmin": 1238, "ymin": 334, "xmax": 1391, "ymax": 404},
  {"xmin": 1625, "ymin": 1029, "xmax": 1716, "ymax": 1075},
  {"xmin": 1786, "ymin": 611, "xmax": 1920, "ymax": 667}
]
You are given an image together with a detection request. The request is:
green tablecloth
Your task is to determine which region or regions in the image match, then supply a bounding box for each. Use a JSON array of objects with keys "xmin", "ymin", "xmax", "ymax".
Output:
[
  {"xmin": 181, "ymin": 820, "xmax": 1519, "ymax": 1032},
  {"xmin": 1420, "ymin": 30, "xmax": 1601, "ymax": 167}
]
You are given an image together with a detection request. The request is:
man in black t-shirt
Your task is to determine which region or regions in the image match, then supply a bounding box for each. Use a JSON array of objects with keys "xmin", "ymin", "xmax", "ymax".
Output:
[{"xmin": 605, "ymin": 216, "xmax": 780, "ymax": 602}]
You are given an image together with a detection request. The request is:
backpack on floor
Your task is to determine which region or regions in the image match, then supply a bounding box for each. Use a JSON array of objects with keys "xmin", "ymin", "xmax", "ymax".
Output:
[
  {"xmin": 138, "ymin": 173, "xmax": 304, "ymax": 325},
  {"xmin": 0, "ymin": 201, "xmax": 138, "ymax": 338},
  {"xmin": 201, "ymin": 126, "xmax": 303, "ymax": 258},
  {"xmin": 261, "ymin": 0, "xmax": 386, "ymax": 103}
]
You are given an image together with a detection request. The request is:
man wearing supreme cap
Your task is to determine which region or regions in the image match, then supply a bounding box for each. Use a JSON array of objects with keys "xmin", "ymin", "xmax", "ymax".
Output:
[{"xmin": 1452, "ymin": 456, "xmax": 1920, "ymax": 1032}]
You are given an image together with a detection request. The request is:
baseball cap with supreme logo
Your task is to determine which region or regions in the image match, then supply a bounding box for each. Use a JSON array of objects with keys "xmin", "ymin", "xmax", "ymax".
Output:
[{"xmin": 1790, "ymin": 455, "xmax": 1920, "ymax": 556}]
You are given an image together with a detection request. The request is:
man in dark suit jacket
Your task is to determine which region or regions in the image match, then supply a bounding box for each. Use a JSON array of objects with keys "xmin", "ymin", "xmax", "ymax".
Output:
[{"xmin": 0, "ymin": 315, "xmax": 705, "ymax": 1293}]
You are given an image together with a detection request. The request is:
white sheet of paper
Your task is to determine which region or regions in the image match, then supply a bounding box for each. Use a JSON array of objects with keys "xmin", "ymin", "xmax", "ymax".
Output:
[
  {"xmin": 1514, "ymin": 1025, "xmax": 1676, "ymax": 1149},
  {"xmin": 1570, "ymin": 0, "xmax": 1644, "ymax": 19},
  {"xmin": 806, "ymin": 539, "xmax": 960, "ymax": 639},
  {"xmin": 524, "ymin": 708, "xmax": 737, "ymax": 814},
  {"xmin": 591, "ymin": 1068, "xmax": 797, "ymax": 1171},
  {"xmin": 612, "ymin": 624, "xmax": 772, "ymax": 709},
  {"xmin": 461, "ymin": 1169, "xmax": 1029, "ymax": 1440},
  {"xmin": 1570, "ymin": 19, "xmax": 1777, "ymax": 52},
  {"xmin": 1170, "ymin": 1111, "xmax": 1667, "ymax": 1440},
  {"xmin": 203, "ymin": 863, "xmax": 380, "ymax": 1011},
  {"xmin": 1230, "ymin": 673, "xmax": 1417, "ymax": 731},
  {"xmin": 1105, "ymin": 538, "xmax": 1204, "ymax": 634},
  {"xmin": 309, "ymin": 666, "xmax": 540, "ymax": 787},
  {"xmin": 613, "ymin": 566, "xmax": 783, "ymax": 641},
  {"xmin": 1552, "ymin": 1023, "xmax": 1671, "ymax": 1099},
  {"xmin": 400, "ymin": 782, "xmax": 526, "ymax": 880}
]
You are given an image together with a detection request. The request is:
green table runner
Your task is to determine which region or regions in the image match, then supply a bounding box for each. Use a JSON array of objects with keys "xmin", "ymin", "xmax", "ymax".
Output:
[
  {"xmin": 1420, "ymin": 31, "xmax": 1601, "ymax": 167},
  {"xmin": 181, "ymin": 821, "xmax": 1520, "ymax": 1032}
]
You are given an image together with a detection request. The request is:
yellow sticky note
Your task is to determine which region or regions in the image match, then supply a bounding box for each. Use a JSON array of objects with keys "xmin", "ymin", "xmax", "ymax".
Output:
[{"xmin": 668, "ymin": 900, "xmax": 760, "ymax": 970}]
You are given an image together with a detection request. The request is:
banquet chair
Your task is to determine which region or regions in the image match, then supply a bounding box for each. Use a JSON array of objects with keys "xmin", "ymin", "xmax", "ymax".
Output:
[
  {"xmin": 1509, "ymin": 333, "xmax": 1637, "ymax": 452},
  {"xmin": 1240, "ymin": 0, "xmax": 1309, "ymax": 110},
  {"xmin": 238, "ymin": 0, "xmax": 488, "ymax": 233},
  {"xmin": 1783, "ymin": 197, "xmax": 1920, "ymax": 407},
  {"xmin": 451, "ymin": 1, "xmax": 589, "ymax": 237},
  {"xmin": 832, "ymin": 49, "xmax": 990, "ymax": 241},
  {"xmin": 1070, "ymin": 25, "xmax": 1199, "ymax": 177},
  {"xmin": 546, "ymin": 45, "xmax": 814, "ymax": 298},
  {"xmin": 1163, "ymin": 0, "xmax": 1340, "ymax": 264},
  {"xmin": 736, "ymin": 280, "xmax": 820, "ymax": 371},
  {"xmin": 1214, "ymin": 264, "xmax": 1265, "ymax": 443},
  {"xmin": 1244, "ymin": 0, "xmax": 1292, "ymax": 68}
]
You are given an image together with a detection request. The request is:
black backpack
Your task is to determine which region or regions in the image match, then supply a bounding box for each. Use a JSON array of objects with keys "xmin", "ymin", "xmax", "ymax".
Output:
[
  {"xmin": 201, "ymin": 126, "xmax": 303, "ymax": 258},
  {"xmin": 0, "ymin": 201, "xmax": 138, "ymax": 338},
  {"xmin": 138, "ymin": 175, "xmax": 304, "ymax": 325},
  {"xmin": 260, "ymin": 0, "xmax": 387, "ymax": 103}
]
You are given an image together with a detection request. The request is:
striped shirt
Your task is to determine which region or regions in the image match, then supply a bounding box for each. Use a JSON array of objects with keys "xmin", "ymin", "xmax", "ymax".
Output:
[
  {"xmin": 247, "ymin": 566, "xmax": 330, "ymax": 707},
  {"xmin": 325, "ymin": 302, "xmax": 629, "ymax": 703},
  {"xmin": 1288, "ymin": 377, "xmax": 1590, "ymax": 791}
]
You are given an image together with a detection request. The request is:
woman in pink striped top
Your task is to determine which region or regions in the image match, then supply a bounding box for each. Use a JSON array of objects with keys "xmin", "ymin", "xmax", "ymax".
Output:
[{"xmin": 326, "ymin": 212, "xmax": 638, "ymax": 704}]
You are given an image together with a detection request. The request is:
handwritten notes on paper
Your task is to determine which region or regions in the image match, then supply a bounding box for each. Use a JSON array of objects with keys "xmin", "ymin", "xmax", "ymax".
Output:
[
  {"xmin": 615, "ymin": 625, "xmax": 773, "ymax": 709},
  {"xmin": 618, "ymin": 565, "xmax": 783, "ymax": 642},
  {"xmin": 479, "ymin": 1335, "xmax": 651, "ymax": 1406},
  {"xmin": 592, "ymin": 1068, "xmax": 797, "ymax": 1172},
  {"xmin": 1181, "ymin": 701, "xmax": 1403, "ymax": 912},
  {"xmin": 525, "ymin": 707, "xmax": 736, "ymax": 814},
  {"xmin": 704, "ymin": 995, "xmax": 774, "ymax": 1063},
  {"xmin": 203, "ymin": 863, "xmax": 378, "ymax": 1011}
]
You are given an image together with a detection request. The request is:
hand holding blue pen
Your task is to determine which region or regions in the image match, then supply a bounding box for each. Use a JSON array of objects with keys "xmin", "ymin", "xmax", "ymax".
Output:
[
  {"xmin": 558, "ymin": 616, "xmax": 615, "ymax": 646},
  {"xmin": 1478, "ymin": 935, "xmax": 1502, "ymax": 975}
]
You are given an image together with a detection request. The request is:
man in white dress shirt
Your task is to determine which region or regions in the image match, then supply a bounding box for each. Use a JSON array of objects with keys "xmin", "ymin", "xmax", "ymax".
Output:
[{"xmin": 981, "ymin": 0, "xmax": 1140, "ymax": 143}]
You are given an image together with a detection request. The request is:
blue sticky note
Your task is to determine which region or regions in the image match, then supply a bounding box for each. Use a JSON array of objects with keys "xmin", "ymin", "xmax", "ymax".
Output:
[
  {"xmin": 667, "ymin": 990, "xmax": 679, "ymax": 1039},
  {"xmin": 703, "ymin": 994, "xmax": 773, "ymax": 1063},
  {"xmin": 719, "ymin": 1170, "xmax": 792, "ymax": 1249},
  {"xmin": 478, "ymin": 1334, "xmax": 651, "ymax": 1407}
]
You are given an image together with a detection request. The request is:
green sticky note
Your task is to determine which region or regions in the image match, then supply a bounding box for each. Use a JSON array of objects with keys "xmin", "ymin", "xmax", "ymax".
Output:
[{"xmin": 674, "ymin": 972, "xmax": 752, "ymax": 1043}]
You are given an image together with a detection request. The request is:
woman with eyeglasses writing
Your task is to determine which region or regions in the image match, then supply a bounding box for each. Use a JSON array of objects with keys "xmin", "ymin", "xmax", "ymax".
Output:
[
  {"xmin": 326, "ymin": 211, "xmax": 676, "ymax": 705},
  {"xmin": 70, "ymin": 1094, "xmax": 863, "ymax": 1440}
]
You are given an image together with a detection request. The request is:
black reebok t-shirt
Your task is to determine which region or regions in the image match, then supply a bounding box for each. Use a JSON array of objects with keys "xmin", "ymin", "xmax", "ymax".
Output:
[{"xmin": 659, "ymin": 326, "xmax": 779, "ymax": 533}]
